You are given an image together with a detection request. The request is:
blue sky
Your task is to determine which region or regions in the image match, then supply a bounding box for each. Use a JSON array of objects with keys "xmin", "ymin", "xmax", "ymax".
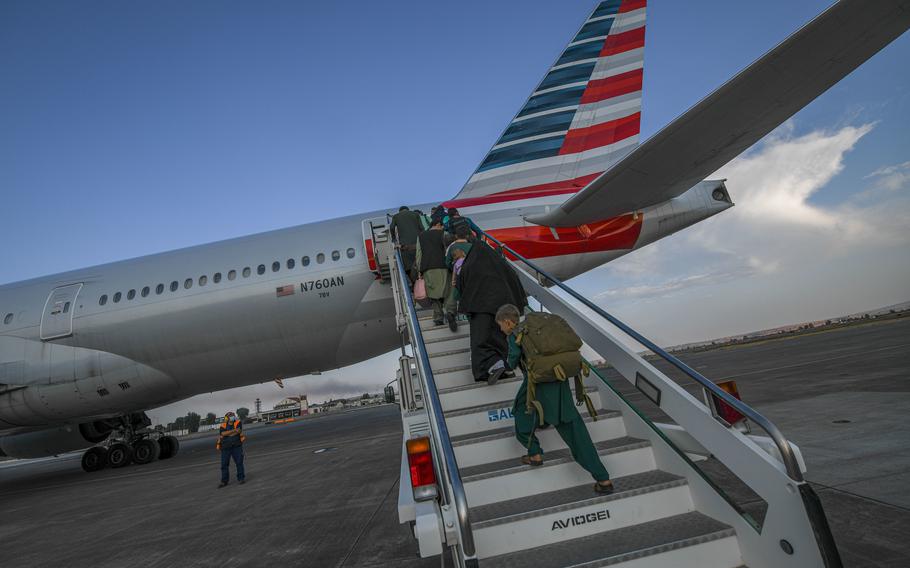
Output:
[{"xmin": 2, "ymin": 1, "xmax": 908, "ymax": 421}]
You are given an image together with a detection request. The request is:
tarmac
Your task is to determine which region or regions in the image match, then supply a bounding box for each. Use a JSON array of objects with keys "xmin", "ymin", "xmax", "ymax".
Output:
[{"xmin": 0, "ymin": 316, "xmax": 906, "ymax": 567}]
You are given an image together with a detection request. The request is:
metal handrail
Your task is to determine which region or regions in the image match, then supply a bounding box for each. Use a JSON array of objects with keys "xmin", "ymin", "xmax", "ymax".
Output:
[
  {"xmin": 478, "ymin": 230, "xmax": 805, "ymax": 482},
  {"xmin": 392, "ymin": 247, "xmax": 477, "ymax": 560}
]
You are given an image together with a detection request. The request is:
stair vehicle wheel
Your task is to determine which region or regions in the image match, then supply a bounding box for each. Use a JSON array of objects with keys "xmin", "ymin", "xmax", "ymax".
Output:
[
  {"xmin": 81, "ymin": 447, "xmax": 108, "ymax": 472},
  {"xmin": 132, "ymin": 438, "xmax": 160, "ymax": 465},
  {"xmin": 107, "ymin": 442, "xmax": 133, "ymax": 468},
  {"xmin": 157, "ymin": 435, "xmax": 179, "ymax": 460}
]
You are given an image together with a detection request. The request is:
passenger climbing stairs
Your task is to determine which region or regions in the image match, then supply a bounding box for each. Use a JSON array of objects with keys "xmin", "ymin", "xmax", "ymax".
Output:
[{"xmin": 391, "ymin": 238, "xmax": 842, "ymax": 568}]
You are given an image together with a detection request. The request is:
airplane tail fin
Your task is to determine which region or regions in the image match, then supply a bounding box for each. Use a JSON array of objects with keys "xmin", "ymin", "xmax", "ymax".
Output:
[{"xmin": 448, "ymin": 0, "xmax": 646, "ymax": 209}]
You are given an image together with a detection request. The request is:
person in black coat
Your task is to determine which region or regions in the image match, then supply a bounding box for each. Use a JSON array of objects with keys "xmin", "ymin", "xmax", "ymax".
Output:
[{"xmin": 456, "ymin": 240, "xmax": 528, "ymax": 384}]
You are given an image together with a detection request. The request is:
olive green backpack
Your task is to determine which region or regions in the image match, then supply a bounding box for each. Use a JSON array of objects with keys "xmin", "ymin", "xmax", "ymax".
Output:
[{"xmin": 516, "ymin": 312, "xmax": 597, "ymax": 425}]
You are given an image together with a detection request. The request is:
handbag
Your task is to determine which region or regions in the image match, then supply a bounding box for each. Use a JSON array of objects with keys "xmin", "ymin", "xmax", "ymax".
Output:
[{"xmin": 413, "ymin": 277, "xmax": 427, "ymax": 301}]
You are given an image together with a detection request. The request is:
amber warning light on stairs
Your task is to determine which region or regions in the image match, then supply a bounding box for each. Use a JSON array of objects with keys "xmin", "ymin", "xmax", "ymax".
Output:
[
  {"xmin": 407, "ymin": 436, "xmax": 437, "ymax": 501},
  {"xmin": 707, "ymin": 380, "xmax": 747, "ymax": 427}
]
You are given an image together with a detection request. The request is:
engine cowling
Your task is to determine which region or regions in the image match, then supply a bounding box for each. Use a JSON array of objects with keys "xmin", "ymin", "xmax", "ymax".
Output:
[{"xmin": 0, "ymin": 422, "xmax": 113, "ymax": 459}]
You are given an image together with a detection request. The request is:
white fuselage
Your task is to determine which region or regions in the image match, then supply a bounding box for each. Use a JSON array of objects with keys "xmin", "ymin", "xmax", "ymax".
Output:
[{"xmin": 0, "ymin": 182, "xmax": 731, "ymax": 435}]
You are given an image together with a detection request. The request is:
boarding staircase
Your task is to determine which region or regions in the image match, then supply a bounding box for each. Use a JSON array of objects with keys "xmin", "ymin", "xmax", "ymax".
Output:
[{"xmin": 390, "ymin": 234, "xmax": 841, "ymax": 568}]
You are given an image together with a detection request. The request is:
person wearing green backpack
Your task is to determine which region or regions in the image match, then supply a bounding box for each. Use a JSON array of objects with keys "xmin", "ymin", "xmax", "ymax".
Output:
[{"xmin": 495, "ymin": 304, "xmax": 614, "ymax": 494}]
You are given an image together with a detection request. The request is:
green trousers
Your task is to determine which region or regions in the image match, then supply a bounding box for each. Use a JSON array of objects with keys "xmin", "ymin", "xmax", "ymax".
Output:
[{"xmin": 514, "ymin": 396, "xmax": 610, "ymax": 483}]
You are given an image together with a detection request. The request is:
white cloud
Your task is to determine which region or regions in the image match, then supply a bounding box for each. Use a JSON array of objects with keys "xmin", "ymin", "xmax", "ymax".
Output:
[
  {"xmin": 581, "ymin": 121, "xmax": 910, "ymax": 345},
  {"xmin": 864, "ymin": 160, "xmax": 910, "ymax": 191}
]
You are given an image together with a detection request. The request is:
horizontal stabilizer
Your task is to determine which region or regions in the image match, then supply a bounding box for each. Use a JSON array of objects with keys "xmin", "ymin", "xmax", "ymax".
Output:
[{"xmin": 531, "ymin": 0, "xmax": 910, "ymax": 227}]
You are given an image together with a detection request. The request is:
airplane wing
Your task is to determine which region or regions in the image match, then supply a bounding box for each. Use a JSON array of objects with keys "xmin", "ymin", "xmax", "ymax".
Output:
[{"xmin": 530, "ymin": 0, "xmax": 910, "ymax": 227}]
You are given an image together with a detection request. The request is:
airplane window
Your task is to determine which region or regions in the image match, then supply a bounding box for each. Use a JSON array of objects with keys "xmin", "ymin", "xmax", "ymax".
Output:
[
  {"xmin": 302, "ymin": 256, "xmax": 310, "ymax": 266},
  {"xmin": 347, "ymin": 248, "xmax": 355, "ymax": 259},
  {"xmin": 242, "ymin": 267, "xmax": 251, "ymax": 278},
  {"xmin": 99, "ymin": 295, "xmax": 108, "ymax": 306},
  {"xmin": 213, "ymin": 272, "xmax": 222, "ymax": 283},
  {"xmin": 113, "ymin": 292, "xmax": 122, "ymax": 303},
  {"xmin": 127, "ymin": 289, "xmax": 136, "ymax": 300},
  {"xmin": 257, "ymin": 264, "xmax": 266, "ymax": 275},
  {"xmin": 272, "ymin": 261, "xmax": 280, "ymax": 272},
  {"xmin": 228, "ymin": 270, "xmax": 237, "ymax": 281},
  {"xmin": 317, "ymin": 253, "xmax": 325, "ymax": 264},
  {"xmin": 199, "ymin": 275, "xmax": 207, "ymax": 286},
  {"xmin": 184, "ymin": 278, "xmax": 193, "ymax": 289},
  {"xmin": 156, "ymin": 284, "xmax": 164, "ymax": 295},
  {"xmin": 3, "ymin": 313, "xmax": 12, "ymax": 325},
  {"xmin": 332, "ymin": 250, "xmax": 340, "ymax": 261},
  {"xmin": 170, "ymin": 281, "xmax": 178, "ymax": 292},
  {"xmin": 287, "ymin": 258, "xmax": 295, "ymax": 270},
  {"xmin": 141, "ymin": 286, "xmax": 150, "ymax": 297}
]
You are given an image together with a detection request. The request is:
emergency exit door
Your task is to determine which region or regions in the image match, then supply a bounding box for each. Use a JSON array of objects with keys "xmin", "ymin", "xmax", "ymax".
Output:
[{"xmin": 40, "ymin": 283, "xmax": 83, "ymax": 340}]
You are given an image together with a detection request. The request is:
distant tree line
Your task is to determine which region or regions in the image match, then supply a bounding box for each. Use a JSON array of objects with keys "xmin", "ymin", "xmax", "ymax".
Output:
[{"xmin": 164, "ymin": 407, "xmax": 251, "ymax": 433}]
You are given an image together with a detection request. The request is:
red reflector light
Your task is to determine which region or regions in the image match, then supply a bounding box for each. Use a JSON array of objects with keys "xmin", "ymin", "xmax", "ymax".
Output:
[
  {"xmin": 406, "ymin": 437, "xmax": 436, "ymax": 488},
  {"xmin": 711, "ymin": 380, "xmax": 746, "ymax": 425}
]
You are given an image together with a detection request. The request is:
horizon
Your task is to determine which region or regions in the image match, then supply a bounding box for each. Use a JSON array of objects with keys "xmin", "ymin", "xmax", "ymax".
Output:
[{"xmin": 2, "ymin": 0, "xmax": 907, "ymax": 424}]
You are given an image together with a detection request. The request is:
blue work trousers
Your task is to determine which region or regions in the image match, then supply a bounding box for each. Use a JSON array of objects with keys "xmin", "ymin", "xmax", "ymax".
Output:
[{"xmin": 220, "ymin": 445, "xmax": 245, "ymax": 483}]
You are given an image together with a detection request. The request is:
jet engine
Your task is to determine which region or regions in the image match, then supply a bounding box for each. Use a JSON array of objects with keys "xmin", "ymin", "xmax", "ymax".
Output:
[{"xmin": 0, "ymin": 421, "xmax": 113, "ymax": 459}]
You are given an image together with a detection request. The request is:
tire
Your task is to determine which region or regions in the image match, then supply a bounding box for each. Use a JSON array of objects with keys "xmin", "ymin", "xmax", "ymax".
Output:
[
  {"xmin": 107, "ymin": 442, "xmax": 133, "ymax": 468},
  {"xmin": 158, "ymin": 435, "xmax": 179, "ymax": 460},
  {"xmin": 132, "ymin": 438, "xmax": 160, "ymax": 465},
  {"xmin": 81, "ymin": 447, "xmax": 108, "ymax": 473}
]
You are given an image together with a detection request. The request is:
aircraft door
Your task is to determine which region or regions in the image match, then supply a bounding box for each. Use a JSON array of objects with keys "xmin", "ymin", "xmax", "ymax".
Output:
[
  {"xmin": 40, "ymin": 283, "xmax": 83, "ymax": 340},
  {"xmin": 361, "ymin": 217, "xmax": 393, "ymax": 278}
]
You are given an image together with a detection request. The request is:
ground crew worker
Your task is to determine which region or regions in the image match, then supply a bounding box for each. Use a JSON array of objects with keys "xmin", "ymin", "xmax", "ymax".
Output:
[
  {"xmin": 495, "ymin": 304, "xmax": 615, "ymax": 494},
  {"xmin": 217, "ymin": 411, "xmax": 246, "ymax": 488}
]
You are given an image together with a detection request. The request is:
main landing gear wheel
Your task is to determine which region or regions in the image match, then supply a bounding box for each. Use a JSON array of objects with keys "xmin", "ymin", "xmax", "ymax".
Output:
[
  {"xmin": 157, "ymin": 435, "xmax": 179, "ymax": 460},
  {"xmin": 107, "ymin": 442, "xmax": 133, "ymax": 468},
  {"xmin": 81, "ymin": 447, "xmax": 109, "ymax": 472},
  {"xmin": 132, "ymin": 438, "xmax": 160, "ymax": 465}
]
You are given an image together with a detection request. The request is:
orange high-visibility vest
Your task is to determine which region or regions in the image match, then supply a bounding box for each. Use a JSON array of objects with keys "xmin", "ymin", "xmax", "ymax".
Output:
[{"xmin": 216, "ymin": 419, "xmax": 246, "ymax": 449}]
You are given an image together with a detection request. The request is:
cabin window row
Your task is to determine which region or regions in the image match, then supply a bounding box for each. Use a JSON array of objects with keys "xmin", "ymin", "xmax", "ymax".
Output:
[{"xmin": 97, "ymin": 248, "xmax": 357, "ymax": 307}]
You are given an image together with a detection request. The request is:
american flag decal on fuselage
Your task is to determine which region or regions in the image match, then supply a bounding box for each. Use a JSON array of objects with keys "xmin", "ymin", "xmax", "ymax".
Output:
[{"xmin": 448, "ymin": 0, "xmax": 646, "ymax": 209}]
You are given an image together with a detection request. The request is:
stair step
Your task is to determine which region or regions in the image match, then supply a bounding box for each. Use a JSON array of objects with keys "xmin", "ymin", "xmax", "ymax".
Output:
[
  {"xmin": 472, "ymin": 471, "xmax": 694, "ymax": 559},
  {"xmin": 462, "ymin": 437, "xmax": 649, "ymax": 482},
  {"xmin": 471, "ymin": 470, "xmax": 685, "ymax": 526},
  {"xmin": 451, "ymin": 411, "xmax": 616, "ymax": 446},
  {"xmin": 439, "ymin": 376, "xmax": 524, "ymax": 412},
  {"xmin": 463, "ymin": 437, "xmax": 656, "ymax": 507},
  {"xmin": 443, "ymin": 386, "xmax": 603, "ymax": 437},
  {"xmin": 429, "ymin": 345, "xmax": 471, "ymax": 374},
  {"xmin": 482, "ymin": 511, "xmax": 740, "ymax": 567},
  {"xmin": 423, "ymin": 333, "xmax": 470, "ymax": 355},
  {"xmin": 420, "ymin": 317, "xmax": 468, "ymax": 333}
]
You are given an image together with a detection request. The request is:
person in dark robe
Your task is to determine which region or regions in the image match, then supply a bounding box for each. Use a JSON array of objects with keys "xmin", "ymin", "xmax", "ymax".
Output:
[
  {"xmin": 456, "ymin": 240, "xmax": 527, "ymax": 384},
  {"xmin": 389, "ymin": 206, "xmax": 424, "ymax": 279}
]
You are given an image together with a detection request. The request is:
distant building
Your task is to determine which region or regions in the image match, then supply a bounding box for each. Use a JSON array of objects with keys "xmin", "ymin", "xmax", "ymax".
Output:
[{"xmin": 258, "ymin": 395, "xmax": 309, "ymax": 423}]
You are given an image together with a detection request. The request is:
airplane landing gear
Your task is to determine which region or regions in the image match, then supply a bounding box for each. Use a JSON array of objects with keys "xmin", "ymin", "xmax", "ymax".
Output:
[
  {"xmin": 81, "ymin": 447, "xmax": 108, "ymax": 472},
  {"xmin": 107, "ymin": 442, "xmax": 133, "ymax": 468},
  {"xmin": 157, "ymin": 435, "xmax": 179, "ymax": 460},
  {"xmin": 80, "ymin": 412, "xmax": 181, "ymax": 473},
  {"xmin": 131, "ymin": 439, "xmax": 159, "ymax": 465}
]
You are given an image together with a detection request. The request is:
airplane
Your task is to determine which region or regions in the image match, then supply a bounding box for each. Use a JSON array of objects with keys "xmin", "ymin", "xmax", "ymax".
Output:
[{"xmin": 1, "ymin": 0, "xmax": 908, "ymax": 472}]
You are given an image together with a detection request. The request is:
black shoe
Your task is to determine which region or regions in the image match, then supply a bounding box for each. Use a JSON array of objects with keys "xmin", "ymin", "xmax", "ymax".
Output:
[
  {"xmin": 433, "ymin": 318, "xmax": 444, "ymax": 326},
  {"xmin": 218, "ymin": 481, "xmax": 228, "ymax": 488},
  {"xmin": 446, "ymin": 313, "xmax": 458, "ymax": 332},
  {"xmin": 239, "ymin": 479, "xmax": 246, "ymax": 485},
  {"xmin": 487, "ymin": 367, "xmax": 505, "ymax": 386}
]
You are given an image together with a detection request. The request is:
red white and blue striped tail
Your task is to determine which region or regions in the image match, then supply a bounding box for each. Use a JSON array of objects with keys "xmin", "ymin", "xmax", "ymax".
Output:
[{"xmin": 448, "ymin": 0, "xmax": 646, "ymax": 210}]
